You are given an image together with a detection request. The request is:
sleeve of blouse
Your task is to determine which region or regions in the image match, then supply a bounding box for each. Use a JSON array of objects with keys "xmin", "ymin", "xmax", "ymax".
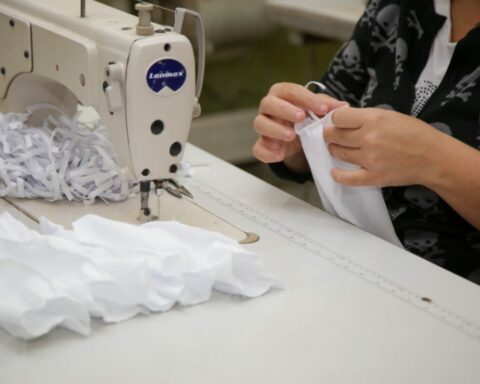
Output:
[
  {"xmin": 319, "ymin": 0, "xmax": 383, "ymax": 106},
  {"xmin": 269, "ymin": 0, "xmax": 387, "ymax": 183},
  {"xmin": 269, "ymin": 162, "xmax": 312, "ymax": 184}
]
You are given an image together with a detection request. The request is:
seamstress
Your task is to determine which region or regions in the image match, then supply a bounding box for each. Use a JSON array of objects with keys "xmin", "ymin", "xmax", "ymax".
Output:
[{"xmin": 252, "ymin": 0, "xmax": 480, "ymax": 284}]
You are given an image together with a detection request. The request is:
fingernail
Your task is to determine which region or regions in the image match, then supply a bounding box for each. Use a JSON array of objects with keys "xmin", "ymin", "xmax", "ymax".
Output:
[
  {"xmin": 295, "ymin": 111, "xmax": 304, "ymax": 121},
  {"xmin": 319, "ymin": 105, "xmax": 328, "ymax": 114}
]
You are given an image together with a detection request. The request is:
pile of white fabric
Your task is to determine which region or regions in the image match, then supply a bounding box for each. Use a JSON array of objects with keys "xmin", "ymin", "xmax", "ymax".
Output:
[
  {"xmin": 0, "ymin": 105, "xmax": 135, "ymax": 204},
  {"xmin": 0, "ymin": 212, "xmax": 277, "ymax": 340}
]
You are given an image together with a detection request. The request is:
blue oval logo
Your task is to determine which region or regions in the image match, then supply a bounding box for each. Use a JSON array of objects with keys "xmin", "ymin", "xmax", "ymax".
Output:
[{"xmin": 146, "ymin": 59, "xmax": 187, "ymax": 93}]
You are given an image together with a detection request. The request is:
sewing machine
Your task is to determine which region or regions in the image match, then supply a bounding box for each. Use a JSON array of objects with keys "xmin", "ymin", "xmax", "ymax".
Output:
[
  {"xmin": 0, "ymin": 0, "xmax": 205, "ymax": 222},
  {"xmin": 1, "ymin": 1, "xmax": 480, "ymax": 382}
]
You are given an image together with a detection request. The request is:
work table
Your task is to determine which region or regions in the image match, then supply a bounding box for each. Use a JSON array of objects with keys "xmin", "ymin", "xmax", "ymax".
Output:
[{"xmin": 1, "ymin": 144, "xmax": 480, "ymax": 384}]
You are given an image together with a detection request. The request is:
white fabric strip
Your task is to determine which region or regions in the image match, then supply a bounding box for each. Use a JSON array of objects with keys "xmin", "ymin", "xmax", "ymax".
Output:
[
  {"xmin": 0, "ymin": 105, "xmax": 136, "ymax": 203},
  {"xmin": 295, "ymin": 108, "xmax": 403, "ymax": 247}
]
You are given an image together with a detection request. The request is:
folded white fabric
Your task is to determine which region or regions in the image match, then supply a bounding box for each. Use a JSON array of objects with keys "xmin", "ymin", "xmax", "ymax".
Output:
[
  {"xmin": 0, "ymin": 105, "xmax": 136, "ymax": 204},
  {"xmin": 0, "ymin": 212, "xmax": 277, "ymax": 340},
  {"xmin": 295, "ymin": 109, "xmax": 403, "ymax": 247}
]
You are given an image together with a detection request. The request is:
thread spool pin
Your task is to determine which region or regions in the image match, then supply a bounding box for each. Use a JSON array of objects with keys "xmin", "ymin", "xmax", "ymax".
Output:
[{"xmin": 135, "ymin": 3, "xmax": 155, "ymax": 36}]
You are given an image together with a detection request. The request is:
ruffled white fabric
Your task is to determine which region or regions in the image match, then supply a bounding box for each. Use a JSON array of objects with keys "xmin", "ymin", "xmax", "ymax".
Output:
[
  {"xmin": 0, "ymin": 105, "xmax": 136, "ymax": 204},
  {"xmin": 295, "ymin": 109, "xmax": 403, "ymax": 247},
  {"xmin": 0, "ymin": 212, "xmax": 277, "ymax": 340}
]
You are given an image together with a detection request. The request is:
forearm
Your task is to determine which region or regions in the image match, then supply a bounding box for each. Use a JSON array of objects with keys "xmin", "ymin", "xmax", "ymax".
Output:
[{"xmin": 424, "ymin": 132, "xmax": 480, "ymax": 230}]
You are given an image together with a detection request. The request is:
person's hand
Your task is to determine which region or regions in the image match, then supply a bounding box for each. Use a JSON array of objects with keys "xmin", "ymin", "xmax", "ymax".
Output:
[
  {"xmin": 324, "ymin": 107, "xmax": 446, "ymax": 188},
  {"xmin": 253, "ymin": 82, "xmax": 347, "ymax": 173}
]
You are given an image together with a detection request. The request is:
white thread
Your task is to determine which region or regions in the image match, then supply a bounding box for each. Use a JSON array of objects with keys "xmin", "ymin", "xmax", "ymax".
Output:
[
  {"xmin": 134, "ymin": 1, "xmax": 175, "ymax": 14},
  {"xmin": 305, "ymin": 81, "xmax": 328, "ymax": 121}
]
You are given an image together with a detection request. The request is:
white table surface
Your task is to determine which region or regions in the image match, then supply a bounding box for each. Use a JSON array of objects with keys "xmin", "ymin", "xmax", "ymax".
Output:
[
  {"xmin": 1, "ymin": 144, "xmax": 480, "ymax": 384},
  {"xmin": 265, "ymin": 0, "xmax": 366, "ymax": 41}
]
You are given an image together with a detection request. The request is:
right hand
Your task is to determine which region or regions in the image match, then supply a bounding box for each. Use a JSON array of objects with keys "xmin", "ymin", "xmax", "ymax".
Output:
[{"xmin": 252, "ymin": 82, "xmax": 348, "ymax": 173}]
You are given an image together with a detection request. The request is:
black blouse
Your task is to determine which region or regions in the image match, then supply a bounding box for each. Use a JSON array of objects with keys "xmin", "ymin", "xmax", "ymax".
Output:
[{"xmin": 271, "ymin": 0, "xmax": 480, "ymax": 284}]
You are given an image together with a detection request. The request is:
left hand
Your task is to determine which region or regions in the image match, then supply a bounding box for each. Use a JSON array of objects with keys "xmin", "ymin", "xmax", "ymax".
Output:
[{"xmin": 323, "ymin": 107, "xmax": 444, "ymax": 187}]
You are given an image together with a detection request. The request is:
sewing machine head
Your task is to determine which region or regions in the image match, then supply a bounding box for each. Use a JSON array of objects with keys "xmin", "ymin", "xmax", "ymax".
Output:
[{"xmin": 0, "ymin": 0, "xmax": 205, "ymax": 221}]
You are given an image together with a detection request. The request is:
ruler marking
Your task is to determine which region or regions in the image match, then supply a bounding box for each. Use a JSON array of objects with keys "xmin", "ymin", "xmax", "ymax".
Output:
[{"xmin": 189, "ymin": 178, "xmax": 480, "ymax": 342}]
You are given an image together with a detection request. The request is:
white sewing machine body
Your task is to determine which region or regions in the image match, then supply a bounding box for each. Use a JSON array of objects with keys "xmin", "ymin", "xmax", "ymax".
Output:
[
  {"xmin": 1, "ymin": 2, "xmax": 480, "ymax": 381},
  {"xmin": 0, "ymin": 0, "xmax": 199, "ymax": 183}
]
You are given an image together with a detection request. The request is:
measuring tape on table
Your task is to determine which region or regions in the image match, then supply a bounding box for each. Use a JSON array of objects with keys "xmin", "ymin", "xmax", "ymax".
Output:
[{"xmin": 188, "ymin": 177, "xmax": 480, "ymax": 343}]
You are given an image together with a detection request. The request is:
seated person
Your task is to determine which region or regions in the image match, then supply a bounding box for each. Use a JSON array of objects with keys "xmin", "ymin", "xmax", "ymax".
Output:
[{"xmin": 252, "ymin": 0, "xmax": 480, "ymax": 284}]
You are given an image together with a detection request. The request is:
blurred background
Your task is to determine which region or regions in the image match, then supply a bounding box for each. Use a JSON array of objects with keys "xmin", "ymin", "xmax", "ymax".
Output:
[{"xmin": 98, "ymin": 0, "xmax": 366, "ymax": 204}]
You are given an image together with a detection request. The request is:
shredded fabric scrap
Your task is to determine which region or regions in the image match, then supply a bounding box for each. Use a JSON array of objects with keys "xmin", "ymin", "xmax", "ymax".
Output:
[
  {"xmin": 0, "ymin": 212, "xmax": 278, "ymax": 340},
  {"xmin": 0, "ymin": 105, "xmax": 136, "ymax": 204}
]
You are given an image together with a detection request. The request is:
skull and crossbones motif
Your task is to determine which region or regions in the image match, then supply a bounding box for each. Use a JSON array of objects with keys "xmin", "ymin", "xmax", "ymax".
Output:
[
  {"xmin": 407, "ymin": 10, "xmax": 424, "ymax": 39},
  {"xmin": 370, "ymin": 4, "xmax": 400, "ymax": 53},
  {"xmin": 393, "ymin": 38, "xmax": 408, "ymax": 90},
  {"xmin": 388, "ymin": 205, "xmax": 407, "ymax": 222},
  {"xmin": 324, "ymin": 75, "xmax": 359, "ymax": 105},
  {"xmin": 404, "ymin": 229, "xmax": 446, "ymax": 266},
  {"xmin": 331, "ymin": 40, "xmax": 365, "ymax": 81},
  {"xmin": 442, "ymin": 66, "xmax": 480, "ymax": 106},
  {"xmin": 360, "ymin": 0, "xmax": 380, "ymax": 28},
  {"xmin": 404, "ymin": 186, "xmax": 440, "ymax": 213},
  {"xmin": 360, "ymin": 67, "xmax": 378, "ymax": 107}
]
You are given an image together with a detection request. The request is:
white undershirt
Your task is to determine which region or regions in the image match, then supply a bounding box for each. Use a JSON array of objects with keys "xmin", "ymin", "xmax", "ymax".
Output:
[{"xmin": 411, "ymin": 0, "xmax": 457, "ymax": 116}]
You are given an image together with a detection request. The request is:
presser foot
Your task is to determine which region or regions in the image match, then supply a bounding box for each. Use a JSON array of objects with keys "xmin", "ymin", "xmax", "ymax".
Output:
[
  {"xmin": 137, "ymin": 207, "xmax": 158, "ymax": 223},
  {"xmin": 136, "ymin": 179, "xmax": 193, "ymax": 223},
  {"xmin": 137, "ymin": 181, "xmax": 158, "ymax": 223}
]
